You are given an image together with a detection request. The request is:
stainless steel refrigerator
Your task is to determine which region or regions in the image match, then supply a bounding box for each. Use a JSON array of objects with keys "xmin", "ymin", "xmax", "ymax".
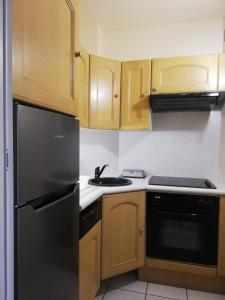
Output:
[{"xmin": 13, "ymin": 102, "xmax": 79, "ymax": 300}]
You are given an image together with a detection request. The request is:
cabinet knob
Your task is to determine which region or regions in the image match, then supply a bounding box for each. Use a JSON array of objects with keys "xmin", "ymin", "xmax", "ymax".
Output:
[
  {"xmin": 151, "ymin": 88, "xmax": 158, "ymax": 93},
  {"xmin": 74, "ymin": 51, "xmax": 81, "ymax": 58},
  {"xmin": 139, "ymin": 228, "xmax": 144, "ymax": 234},
  {"xmin": 114, "ymin": 94, "xmax": 118, "ymax": 98}
]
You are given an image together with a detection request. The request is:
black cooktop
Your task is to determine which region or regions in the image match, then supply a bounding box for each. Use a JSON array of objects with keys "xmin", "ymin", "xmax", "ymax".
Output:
[{"xmin": 148, "ymin": 176, "xmax": 216, "ymax": 189}]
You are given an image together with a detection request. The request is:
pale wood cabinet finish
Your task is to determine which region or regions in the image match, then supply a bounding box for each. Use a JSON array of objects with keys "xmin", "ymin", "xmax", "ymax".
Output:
[
  {"xmin": 120, "ymin": 60, "xmax": 151, "ymax": 130},
  {"xmin": 101, "ymin": 191, "xmax": 145, "ymax": 279},
  {"xmin": 151, "ymin": 54, "xmax": 218, "ymax": 94},
  {"xmin": 217, "ymin": 197, "xmax": 225, "ymax": 277},
  {"xmin": 75, "ymin": 47, "xmax": 89, "ymax": 127},
  {"xmin": 219, "ymin": 54, "xmax": 225, "ymax": 92},
  {"xmin": 13, "ymin": 0, "xmax": 79, "ymax": 115},
  {"xmin": 79, "ymin": 221, "xmax": 101, "ymax": 300},
  {"xmin": 89, "ymin": 55, "xmax": 121, "ymax": 130}
]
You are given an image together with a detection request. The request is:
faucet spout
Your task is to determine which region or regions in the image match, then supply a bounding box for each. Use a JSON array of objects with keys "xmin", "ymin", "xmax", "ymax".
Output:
[{"xmin": 95, "ymin": 164, "xmax": 109, "ymax": 178}]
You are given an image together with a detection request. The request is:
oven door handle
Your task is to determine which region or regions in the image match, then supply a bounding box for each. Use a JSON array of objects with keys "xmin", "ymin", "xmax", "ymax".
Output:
[{"xmin": 154, "ymin": 209, "xmax": 211, "ymax": 220}]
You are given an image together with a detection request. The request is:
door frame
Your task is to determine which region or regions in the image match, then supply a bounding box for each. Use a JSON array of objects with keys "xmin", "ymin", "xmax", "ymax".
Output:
[{"xmin": 0, "ymin": 1, "xmax": 14, "ymax": 300}]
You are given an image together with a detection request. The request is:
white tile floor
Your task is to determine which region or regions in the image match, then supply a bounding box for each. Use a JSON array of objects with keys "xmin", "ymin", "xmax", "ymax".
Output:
[{"xmin": 95, "ymin": 271, "xmax": 225, "ymax": 300}]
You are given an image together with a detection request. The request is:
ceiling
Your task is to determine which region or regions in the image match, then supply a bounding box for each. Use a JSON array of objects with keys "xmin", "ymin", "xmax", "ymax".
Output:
[{"xmin": 80, "ymin": 0, "xmax": 225, "ymax": 31}]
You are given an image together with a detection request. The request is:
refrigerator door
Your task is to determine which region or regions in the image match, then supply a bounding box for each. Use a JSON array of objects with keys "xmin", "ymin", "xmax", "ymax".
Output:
[
  {"xmin": 15, "ymin": 187, "xmax": 79, "ymax": 300},
  {"xmin": 14, "ymin": 103, "xmax": 79, "ymax": 206}
]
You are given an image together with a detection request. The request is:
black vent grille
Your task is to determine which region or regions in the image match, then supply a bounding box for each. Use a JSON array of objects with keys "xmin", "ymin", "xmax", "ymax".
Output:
[{"xmin": 150, "ymin": 92, "xmax": 220, "ymax": 112}]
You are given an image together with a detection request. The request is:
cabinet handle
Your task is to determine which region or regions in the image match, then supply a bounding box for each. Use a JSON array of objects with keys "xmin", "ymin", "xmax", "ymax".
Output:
[
  {"xmin": 139, "ymin": 228, "xmax": 144, "ymax": 234},
  {"xmin": 151, "ymin": 88, "xmax": 158, "ymax": 92},
  {"xmin": 74, "ymin": 51, "xmax": 81, "ymax": 58},
  {"xmin": 114, "ymin": 94, "xmax": 119, "ymax": 98}
]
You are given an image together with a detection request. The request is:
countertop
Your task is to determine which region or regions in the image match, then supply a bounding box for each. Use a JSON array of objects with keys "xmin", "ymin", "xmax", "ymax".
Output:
[{"xmin": 79, "ymin": 175, "xmax": 225, "ymax": 211}]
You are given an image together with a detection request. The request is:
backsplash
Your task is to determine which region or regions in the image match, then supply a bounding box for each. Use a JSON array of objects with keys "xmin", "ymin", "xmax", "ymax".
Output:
[
  {"xmin": 119, "ymin": 111, "xmax": 221, "ymax": 182},
  {"xmin": 80, "ymin": 128, "xmax": 119, "ymax": 177},
  {"xmin": 80, "ymin": 112, "xmax": 221, "ymax": 181}
]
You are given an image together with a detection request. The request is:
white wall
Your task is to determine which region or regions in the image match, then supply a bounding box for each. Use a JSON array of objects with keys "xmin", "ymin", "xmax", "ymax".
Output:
[
  {"xmin": 119, "ymin": 111, "xmax": 221, "ymax": 182},
  {"xmin": 80, "ymin": 25, "xmax": 104, "ymax": 55},
  {"xmin": 103, "ymin": 19, "xmax": 224, "ymax": 60},
  {"xmin": 223, "ymin": 16, "xmax": 225, "ymax": 52},
  {"xmin": 80, "ymin": 128, "xmax": 119, "ymax": 177}
]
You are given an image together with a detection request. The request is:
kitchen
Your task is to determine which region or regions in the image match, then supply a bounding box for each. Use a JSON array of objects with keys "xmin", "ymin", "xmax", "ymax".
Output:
[{"xmin": 1, "ymin": 0, "xmax": 225, "ymax": 300}]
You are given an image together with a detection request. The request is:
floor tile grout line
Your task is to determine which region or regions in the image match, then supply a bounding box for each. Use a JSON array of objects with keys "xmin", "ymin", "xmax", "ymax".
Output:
[
  {"xmin": 146, "ymin": 294, "xmax": 180, "ymax": 300},
  {"xmin": 107, "ymin": 286, "xmax": 147, "ymax": 294},
  {"xmin": 145, "ymin": 282, "xmax": 149, "ymax": 300}
]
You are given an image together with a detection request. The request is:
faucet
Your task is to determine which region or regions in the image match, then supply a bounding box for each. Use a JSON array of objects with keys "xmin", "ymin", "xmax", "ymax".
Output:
[{"xmin": 95, "ymin": 164, "xmax": 109, "ymax": 178}]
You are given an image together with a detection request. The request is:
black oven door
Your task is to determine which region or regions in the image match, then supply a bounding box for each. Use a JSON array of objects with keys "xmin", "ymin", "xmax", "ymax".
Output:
[{"xmin": 147, "ymin": 198, "xmax": 219, "ymax": 266}]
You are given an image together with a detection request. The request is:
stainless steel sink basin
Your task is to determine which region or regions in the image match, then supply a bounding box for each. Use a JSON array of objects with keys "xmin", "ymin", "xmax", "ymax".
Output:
[{"xmin": 88, "ymin": 177, "xmax": 132, "ymax": 187}]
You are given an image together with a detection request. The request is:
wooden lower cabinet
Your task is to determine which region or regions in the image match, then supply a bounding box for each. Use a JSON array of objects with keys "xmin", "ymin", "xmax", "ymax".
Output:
[
  {"xmin": 101, "ymin": 191, "xmax": 145, "ymax": 279},
  {"xmin": 79, "ymin": 221, "xmax": 101, "ymax": 300},
  {"xmin": 218, "ymin": 197, "xmax": 225, "ymax": 277},
  {"xmin": 219, "ymin": 54, "xmax": 225, "ymax": 92}
]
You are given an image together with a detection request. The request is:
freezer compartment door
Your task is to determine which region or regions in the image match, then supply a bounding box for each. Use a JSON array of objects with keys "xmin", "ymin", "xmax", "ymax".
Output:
[
  {"xmin": 15, "ymin": 189, "xmax": 79, "ymax": 300},
  {"xmin": 14, "ymin": 102, "xmax": 79, "ymax": 205}
]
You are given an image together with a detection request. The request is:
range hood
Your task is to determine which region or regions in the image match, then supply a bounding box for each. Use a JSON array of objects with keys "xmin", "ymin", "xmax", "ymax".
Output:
[{"xmin": 150, "ymin": 92, "xmax": 222, "ymax": 112}]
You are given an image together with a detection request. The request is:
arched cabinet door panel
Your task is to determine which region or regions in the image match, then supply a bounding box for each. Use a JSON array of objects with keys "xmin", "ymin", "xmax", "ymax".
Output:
[
  {"xmin": 101, "ymin": 191, "xmax": 145, "ymax": 279},
  {"xmin": 89, "ymin": 55, "xmax": 121, "ymax": 129},
  {"xmin": 151, "ymin": 54, "xmax": 218, "ymax": 94},
  {"xmin": 121, "ymin": 60, "xmax": 151, "ymax": 130}
]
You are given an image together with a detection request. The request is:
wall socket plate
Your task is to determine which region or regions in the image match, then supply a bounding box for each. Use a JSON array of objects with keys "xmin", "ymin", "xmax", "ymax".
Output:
[{"xmin": 122, "ymin": 169, "xmax": 145, "ymax": 178}]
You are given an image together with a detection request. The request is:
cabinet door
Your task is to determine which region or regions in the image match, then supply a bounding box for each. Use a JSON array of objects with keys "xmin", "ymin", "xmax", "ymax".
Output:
[
  {"xmin": 121, "ymin": 60, "xmax": 151, "ymax": 130},
  {"xmin": 75, "ymin": 47, "xmax": 89, "ymax": 127},
  {"xmin": 101, "ymin": 192, "xmax": 145, "ymax": 279},
  {"xmin": 219, "ymin": 54, "xmax": 225, "ymax": 92},
  {"xmin": 80, "ymin": 221, "xmax": 101, "ymax": 300},
  {"xmin": 89, "ymin": 55, "xmax": 121, "ymax": 130},
  {"xmin": 151, "ymin": 54, "xmax": 218, "ymax": 94},
  {"xmin": 217, "ymin": 197, "xmax": 225, "ymax": 277},
  {"xmin": 13, "ymin": 0, "xmax": 79, "ymax": 115}
]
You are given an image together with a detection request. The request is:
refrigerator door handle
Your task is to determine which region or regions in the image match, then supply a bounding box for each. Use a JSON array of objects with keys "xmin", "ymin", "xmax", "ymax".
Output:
[{"xmin": 32, "ymin": 183, "xmax": 79, "ymax": 212}]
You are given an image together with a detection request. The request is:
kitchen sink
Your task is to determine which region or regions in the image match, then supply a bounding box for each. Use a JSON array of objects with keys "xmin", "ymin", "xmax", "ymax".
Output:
[{"xmin": 88, "ymin": 177, "xmax": 132, "ymax": 187}]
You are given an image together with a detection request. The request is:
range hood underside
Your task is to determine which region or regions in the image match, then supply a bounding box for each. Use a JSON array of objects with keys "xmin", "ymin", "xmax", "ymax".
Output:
[{"xmin": 150, "ymin": 92, "xmax": 222, "ymax": 112}]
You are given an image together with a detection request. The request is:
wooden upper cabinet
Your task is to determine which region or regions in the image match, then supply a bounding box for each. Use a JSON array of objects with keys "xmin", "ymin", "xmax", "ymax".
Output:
[
  {"xmin": 101, "ymin": 191, "xmax": 145, "ymax": 279},
  {"xmin": 121, "ymin": 60, "xmax": 151, "ymax": 130},
  {"xmin": 13, "ymin": 0, "xmax": 79, "ymax": 116},
  {"xmin": 75, "ymin": 47, "xmax": 89, "ymax": 127},
  {"xmin": 89, "ymin": 55, "xmax": 121, "ymax": 130},
  {"xmin": 219, "ymin": 54, "xmax": 225, "ymax": 92},
  {"xmin": 80, "ymin": 221, "xmax": 101, "ymax": 300},
  {"xmin": 151, "ymin": 54, "xmax": 219, "ymax": 94}
]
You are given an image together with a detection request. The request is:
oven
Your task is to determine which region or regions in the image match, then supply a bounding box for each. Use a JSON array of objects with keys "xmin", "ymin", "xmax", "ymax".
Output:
[{"xmin": 146, "ymin": 192, "xmax": 219, "ymax": 266}]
